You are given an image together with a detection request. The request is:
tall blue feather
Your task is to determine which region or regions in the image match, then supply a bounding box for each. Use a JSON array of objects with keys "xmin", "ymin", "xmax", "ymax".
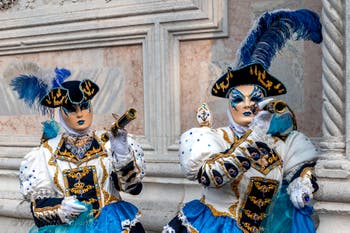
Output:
[
  {"xmin": 10, "ymin": 75, "xmax": 49, "ymax": 112},
  {"xmin": 234, "ymin": 9, "xmax": 322, "ymax": 69},
  {"xmin": 53, "ymin": 68, "xmax": 71, "ymax": 88},
  {"xmin": 9, "ymin": 66, "xmax": 71, "ymax": 115}
]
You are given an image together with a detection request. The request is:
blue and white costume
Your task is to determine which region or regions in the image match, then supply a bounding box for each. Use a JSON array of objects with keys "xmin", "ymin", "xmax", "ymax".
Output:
[
  {"xmin": 19, "ymin": 131, "xmax": 145, "ymax": 233},
  {"xmin": 8, "ymin": 64, "xmax": 146, "ymax": 233},
  {"xmin": 164, "ymin": 124, "xmax": 318, "ymax": 233},
  {"xmin": 163, "ymin": 8, "xmax": 323, "ymax": 233}
]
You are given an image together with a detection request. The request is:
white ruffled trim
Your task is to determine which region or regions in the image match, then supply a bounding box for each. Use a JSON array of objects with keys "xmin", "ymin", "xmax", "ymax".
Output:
[
  {"xmin": 121, "ymin": 212, "xmax": 141, "ymax": 232},
  {"xmin": 31, "ymin": 189, "xmax": 57, "ymax": 201},
  {"xmin": 162, "ymin": 225, "xmax": 176, "ymax": 233},
  {"xmin": 178, "ymin": 210, "xmax": 198, "ymax": 233}
]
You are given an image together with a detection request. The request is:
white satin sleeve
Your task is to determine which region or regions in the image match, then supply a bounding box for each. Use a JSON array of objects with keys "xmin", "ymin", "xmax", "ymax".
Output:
[
  {"xmin": 178, "ymin": 127, "xmax": 228, "ymax": 180},
  {"xmin": 19, "ymin": 146, "xmax": 55, "ymax": 201},
  {"xmin": 277, "ymin": 131, "xmax": 319, "ymax": 178}
]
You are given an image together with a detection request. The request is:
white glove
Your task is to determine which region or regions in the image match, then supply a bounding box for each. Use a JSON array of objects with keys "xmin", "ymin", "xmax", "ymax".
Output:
[
  {"xmin": 58, "ymin": 196, "xmax": 87, "ymax": 224},
  {"xmin": 249, "ymin": 98, "xmax": 274, "ymax": 133},
  {"xmin": 109, "ymin": 129, "xmax": 130, "ymax": 167},
  {"xmin": 109, "ymin": 129, "xmax": 129, "ymax": 155},
  {"xmin": 287, "ymin": 177, "xmax": 314, "ymax": 209}
]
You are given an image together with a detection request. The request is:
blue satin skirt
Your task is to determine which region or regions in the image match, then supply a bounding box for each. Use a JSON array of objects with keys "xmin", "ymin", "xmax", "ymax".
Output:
[
  {"xmin": 180, "ymin": 200, "xmax": 243, "ymax": 233},
  {"xmin": 180, "ymin": 187, "xmax": 316, "ymax": 233},
  {"xmin": 29, "ymin": 201, "xmax": 141, "ymax": 233}
]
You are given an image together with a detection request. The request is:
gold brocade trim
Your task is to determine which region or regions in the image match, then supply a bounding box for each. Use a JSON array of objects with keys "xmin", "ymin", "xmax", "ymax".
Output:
[
  {"xmin": 300, "ymin": 167, "xmax": 313, "ymax": 179},
  {"xmin": 70, "ymin": 183, "xmax": 95, "ymax": 195},
  {"xmin": 81, "ymin": 80, "xmax": 96, "ymax": 97},
  {"xmin": 84, "ymin": 146, "xmax": 106, "ymax": 159},
  {"xmin": 84, "ymin": 198, "xmax": 98, "ymax": 205},
  {"xmin": 238, "ymin": 177, "xmax": 279, "ymax": 233},
  {"xmin": 214, "ymin": 71, "xmax": 232, "ymax": 93},
  {"xmin": 42, "ymin": 140, "xmax": 53, "ymax": 154},
  {"xmin": 228, "ymin": 202, "xmax": 238, "ymax": 218},
  {"xmin": 248, "ymin": 196, "xmax": 271, "ymax": 208},
  {"xmin": 100, "ymin": 157, "xmax": 108, "ymax": 188},
  {"xmin": 242, "ymin": 222, "xmax": 260, "ymax": 233},
  {"xmin": 54, "ymin": 134, "xmax": 107, "ymax": 165},
  {"xmin": 203, "ymin": 155, "xmax": 245, "ymax": 186},
  {"xmin": 227, "ymin": 129, "xmax": 252, "ymax": 154},
  {"xmin": 42, "ymin": 88, "xmax": 68, "ymax": 107},
  {"xmin": 63, "ymin": 166, "xmax": 95, "ymax": 196},
  {"xmin": 33, "ymin": 202, "xmax": 60, "ymax": 212},
  {"xmin": 239, "ymin": 177, "xmax": 278, "ymax": 209},
  {"xmin": 92, "ymin": 165, "xmax": 103, "ymax": 214},
  {"xmin": 32, "ymin": 201, "xmax": 61, "ymax": 222},
  {"xmin": 240, "ymin": 141, "xmax": 282, "ymax": 176},
  {"xmin": 46, "ymin": 141, "xmax": 64, "ymax": 194},
  {"xmin": 255, "ymin": 182, "xmax": 277, "ymax": 193},
  {"xmin": 231, "ymin": 174, "xmax": 243, "ymax": 200},
  {"xmin": 250, "ymin": 65, "xmax": 273, "ymax": 91},
  {"xmin": 243, "ymin": 209, "xmax": 266, "ymax": 221},
  {"xmin": 221, "ymin": 129, "xmax": 233, "ymax": 144},
  {"xmin": 212, "ymin": 64, "xmax": 286, "ymax": 96},
  {"xmin": 206, "ymin": 163, "xmax": 218, "ymax": 187},
  {"xmin": 204, "ymin": 129, "xmax": 252, "ymax": 164},
  {"xmin": 63, "ymin": 165, "xmax": 103, "ymax": 218},
  {"xmin": 66, "ymin": 166, "xmax": 90, "ymax": 179},
  {"xmin": 200, "ymin": 196, "xmax": 237, "ymax": 218},
  {"xmin": 103, "ymin": 190, "xmax": 120, "ymax": 206}
]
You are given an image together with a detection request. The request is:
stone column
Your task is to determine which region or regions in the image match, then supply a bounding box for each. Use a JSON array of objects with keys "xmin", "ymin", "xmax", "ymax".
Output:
[{"xmin": 315, "ymin": 0, "xmax": 350, "ymax": 232}]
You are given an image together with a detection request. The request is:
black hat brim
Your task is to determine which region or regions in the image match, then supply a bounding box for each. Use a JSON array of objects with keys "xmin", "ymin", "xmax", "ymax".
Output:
[
  {"xmin": 211, "ymin": 63, "xmax": 287, "ymax": 98},
  {"xmin": 40, "ymin": 79, "xmax": 99, "ymax": 108}
]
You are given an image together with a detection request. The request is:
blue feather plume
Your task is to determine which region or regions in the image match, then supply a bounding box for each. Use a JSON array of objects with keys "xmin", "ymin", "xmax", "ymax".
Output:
[
  {"xmin": 234, "ymin": 9, "xmax": 323, "ymax": 69},
  {"xmin": 53, "ymin": 68, "xmax": 71, "ymax": 88},
  {"xmin": 10, "ymin": 74, "xmax": 50, "ymax": 112},
  {"xmin": 8, "ymin": 63, "xmax": 71, "ymax": 115}
]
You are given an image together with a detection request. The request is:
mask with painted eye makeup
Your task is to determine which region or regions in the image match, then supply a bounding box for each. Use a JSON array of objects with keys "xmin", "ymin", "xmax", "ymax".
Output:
[
  {"xmin": 228, "ymin": 85, "xmax": 265, "ymax": 127},
  {"xmin": 62, "ymin": 101, "xmax": 91, "ymax": 115}
]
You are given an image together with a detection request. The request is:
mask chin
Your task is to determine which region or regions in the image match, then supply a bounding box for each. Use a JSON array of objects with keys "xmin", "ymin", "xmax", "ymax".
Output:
[
  {"xmin": 227, "ymin": 109, "xmax": 249, "ymax": 137},
  {"xmin": 58, "ymin": 110, "xmax": 91, "ymax": 136}
]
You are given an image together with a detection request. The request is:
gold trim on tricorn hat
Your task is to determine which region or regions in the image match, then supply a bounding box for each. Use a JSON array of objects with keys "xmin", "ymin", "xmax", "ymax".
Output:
[
  {"xmin": 211, "ymin": 63, "xmax": 286, "ymax": 98},
  {"xmin": 41, "ymin": 79, "xmax": 99, "ymax": 108}
]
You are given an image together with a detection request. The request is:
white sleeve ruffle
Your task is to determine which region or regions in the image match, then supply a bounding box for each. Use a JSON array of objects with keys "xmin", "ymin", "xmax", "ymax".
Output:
[
  {"xmin": 19, "ymin": 146, "xmax": 55, "ymax": 201},
  {"xmin": 178, "ymin": 127, "xmax": 227, "ymax": 180}
]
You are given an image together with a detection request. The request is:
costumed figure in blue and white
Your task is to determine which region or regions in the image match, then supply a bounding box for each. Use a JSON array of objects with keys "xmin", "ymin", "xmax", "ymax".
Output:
[
  {"xmin": 163, "ymin": 9, "xmax": 322, "ymax": 233},
  {"xmin": 9, "ymin": 64, "xmax": 146, "ymax": 233}
]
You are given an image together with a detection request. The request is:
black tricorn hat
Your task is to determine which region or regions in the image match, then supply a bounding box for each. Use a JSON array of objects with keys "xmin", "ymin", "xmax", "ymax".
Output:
[
  {"xmin": 211, "ymin": 9, "xmax": 323, "ymax": 99},
  {"xmin": 211, "ymin": 63, "xmax": 287, "ymax": 98},
  {"xmin": 40, "ymin": 79, "xmax": 99, "ymax": 108}
]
